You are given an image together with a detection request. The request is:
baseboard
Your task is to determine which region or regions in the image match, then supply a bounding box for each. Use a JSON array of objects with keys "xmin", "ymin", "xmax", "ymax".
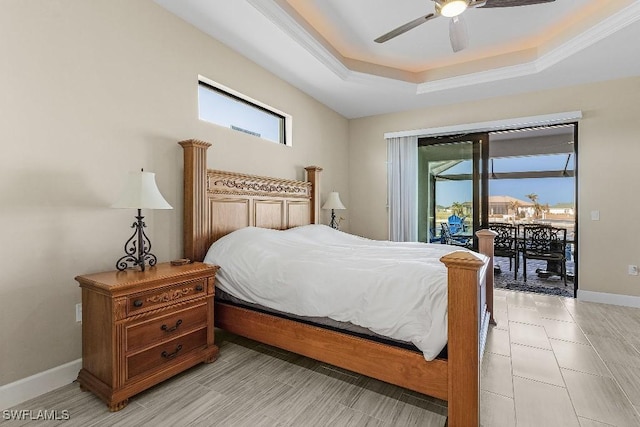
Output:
[
  {"xmin": 577, "ymin": 290, "xmax": 640, "ymax": 308},
  {"xmin": 0, "ymin": 359, "xmax": 81, "ymax": 410}
]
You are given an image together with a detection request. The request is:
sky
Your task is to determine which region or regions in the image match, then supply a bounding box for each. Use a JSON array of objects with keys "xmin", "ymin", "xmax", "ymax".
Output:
[
  {"xmin": 198, "ymin": 85, "xmax": 282, "ymax": 143},
  {"xmin": 436, "ymin": 155, "xmax": 575, "ymax": 207}
]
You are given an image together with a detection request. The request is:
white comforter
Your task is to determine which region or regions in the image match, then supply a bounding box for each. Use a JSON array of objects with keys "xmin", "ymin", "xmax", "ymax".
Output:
[{"xmin": 203, "ymin": 225, "xmax": 487, "ymax": 360}]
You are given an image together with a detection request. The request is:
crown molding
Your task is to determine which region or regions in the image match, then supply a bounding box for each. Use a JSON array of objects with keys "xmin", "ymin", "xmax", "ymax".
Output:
[
  {"xmin": 416, "ymin": 60, "xmax": 539, "ymax": 94},
  {"xmin": 248, "ymin": 0, "xmax": 640, "ymax": 95},
  {"xmin": 418, "ymin": 1, "xmax": 640, "ymax": 94},
  {"xmin": 247, "ymin": 0, "xmax": 351, "ymax": 81},
  {"xmin": 248, "ymin": 0, "xmax": 416, "ymax": 88},
  {"xmin": 537, "ymin": 1, "xmax": 640, "ymax": 72}
]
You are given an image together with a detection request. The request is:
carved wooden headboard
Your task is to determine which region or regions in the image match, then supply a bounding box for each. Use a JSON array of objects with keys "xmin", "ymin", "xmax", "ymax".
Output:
[{"xmin": 179, "ymin": 139, "xmax": 322, "ymax": 262}]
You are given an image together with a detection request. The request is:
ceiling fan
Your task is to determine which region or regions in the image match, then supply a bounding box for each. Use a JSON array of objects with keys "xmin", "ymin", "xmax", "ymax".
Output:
[{"xmin": 374, "ymin": 0, "xmax": 556, "ymax": 52}]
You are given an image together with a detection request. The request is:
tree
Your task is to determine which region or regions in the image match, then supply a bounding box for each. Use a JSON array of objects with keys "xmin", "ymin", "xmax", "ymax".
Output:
[
  {"xmin": 451, "ymin": 202, "xmax": 465, "ymax": 217},
  {"xmin": 526, "ymin": 193, "xmax": 543, "ymax": 219}
]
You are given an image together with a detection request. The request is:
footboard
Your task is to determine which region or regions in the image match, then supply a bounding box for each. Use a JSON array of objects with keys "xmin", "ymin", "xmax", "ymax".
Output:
[{"xmin": 440, "ymin": 229, "xmax": 495, "ymax": 427}]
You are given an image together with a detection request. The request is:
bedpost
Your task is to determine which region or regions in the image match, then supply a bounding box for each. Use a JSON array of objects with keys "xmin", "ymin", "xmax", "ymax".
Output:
[
  {"xmin": 477, "ymin": 229, "xmax": 497, "ymax": 325},
  {"xmin": 179, "ymin": 139, "xmax": 211, "ymax": 262},
  {"xmin": 440, "ymin": 251, "xmax": 485, "ymax": 427},
  {"xmin": 304, "ymin": 166, "xmax": 322, "ymax": 224}
]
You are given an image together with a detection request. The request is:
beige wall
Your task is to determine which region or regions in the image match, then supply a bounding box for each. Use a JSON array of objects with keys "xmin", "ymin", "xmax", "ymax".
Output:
[
  {"xmin": 2, "ymin": 0, "xmax": 639, "ymax": 388},
  {"xmin": 349, "ymin": 75, "xmax": 640, "ymax": 298},
  {"xmin": 0, "ymin": 0, "xmax": 349, "ymax": 386}
]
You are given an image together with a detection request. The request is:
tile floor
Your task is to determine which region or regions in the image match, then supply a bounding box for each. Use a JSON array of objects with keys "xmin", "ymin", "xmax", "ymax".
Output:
[
  {"xmin": 4, "ymin": 290, "xmax": 640, "ymax": 426},
  {"xmin": 482, "ymin": 289, "xmax": 640, "ymax": 427}
]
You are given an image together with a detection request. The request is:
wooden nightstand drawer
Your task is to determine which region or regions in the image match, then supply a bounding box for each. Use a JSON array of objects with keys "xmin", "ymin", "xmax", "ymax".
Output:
[
  {"xmin": 127, "ymin": 278, "xmax": 207, "ymax": 315},
  {"xmin": 126, "ymin": 328, "xmax": 208, "ymax": 380},
  {"xmin": 126, "ymin": 302, "xmax": 208, "ymax": 351},
  {"xmin": 75, "ymin": 262, "xmax": 219, "ymax": 411}
]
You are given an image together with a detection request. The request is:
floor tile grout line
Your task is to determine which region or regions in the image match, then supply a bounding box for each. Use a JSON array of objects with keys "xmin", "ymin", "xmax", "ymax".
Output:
[
  {"xmin": 559, "ymin": 374, "xmax": 586, "ymax": 426},
  {"xmin": 508, "ymin": 320, "xmax": 546, "ymax": 327},
  {"xmin": 502, "ymin": 292, "xmax": 590, "ymax": 426},
  {"xmin": 575, "ymin": 416, "xmax": 616, "ymax": 427},
  {"xmin": 480, "ymin": 388, "xmax": 515, "ymax": 401},
  {"xmin": 538, "ymin": 315, "xmax": 575, "ymax": 323},
  {"xmin": 558, "ymin": 366, "xmax": 613, "ymax": 379},
  {"xmin": 502, "ymin": 314, "xmax": 518, "ymax": 426},
  {"xmin": 547, "ymin": 336, "xmax": 591, "ymax": 346},
  {"xmin": 544, "ymin": 312, "xmax": 587, "ymax": 426},
  {"xmin": 578, "ymin": 344, "xmax": 640, "ymax": 419},
  {"xmin": 510, "ymin": 342, "xmax": 553, "ymax": 352},
  {"xmin": 561, "ymin": 296, "xmax": 640, "ymax": 421},
  {"xmin": 510, "ymin": 373, "xmax": 568, "ymax": 390},
  {"xmin": 484, "ymin": 350, "xmax": 511, "ymax": 358}
]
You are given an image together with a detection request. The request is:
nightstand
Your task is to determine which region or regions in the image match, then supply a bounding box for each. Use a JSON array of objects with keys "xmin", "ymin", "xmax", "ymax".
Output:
[{"xmin": 74, "ymin": 262, "xmax": 219, "ymax": 411}]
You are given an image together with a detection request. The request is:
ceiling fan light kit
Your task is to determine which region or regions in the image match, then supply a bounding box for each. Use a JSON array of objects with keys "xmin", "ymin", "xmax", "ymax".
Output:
[
  {"xmin": 374, "ymin": 0, "xmax": 556, "ymax": 52},
  {"xmin": 436, "ymin": 0, "xmax": 469, "ymax": 18},
  {"xmin": 449, "ymin": 16, "xmax": 469, "ymax": 52}
]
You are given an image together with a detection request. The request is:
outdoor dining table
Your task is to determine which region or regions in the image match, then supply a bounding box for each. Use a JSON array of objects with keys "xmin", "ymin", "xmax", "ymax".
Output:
[
  {"xmin": 537, "ymin": 237, "xmax": 574, "ymax": 278},
  {"xmin": 481, "ymin": 225, "xmax": 574, "ymax": 280},
  {"xmin": 515, "ymin": 233, "xmax": 574, "ymax": 279}
]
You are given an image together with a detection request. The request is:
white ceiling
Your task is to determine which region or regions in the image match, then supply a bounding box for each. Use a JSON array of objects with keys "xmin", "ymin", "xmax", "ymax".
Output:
[{"xmin": 155, "ymin": 0, "xmax": 640, "ymax": 119}]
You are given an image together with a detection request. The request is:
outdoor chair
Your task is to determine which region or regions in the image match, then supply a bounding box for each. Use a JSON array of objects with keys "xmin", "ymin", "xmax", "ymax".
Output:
[
  {"xmin": 522, "ymin": 224, "xmax": 568, "ymax": 286},
  {"xmin": 489, "ymin": 222, "xmax": 519, "ymax": 280},
  {"xmin": 447, "ymin": 214, "xmax": 465, "ymax": 234},
  {"xmin": 440, "ymin": 222, "xmax": 471, "ymax": 248},
  {"xmin": 429, "ymin": 227, "xmax": 441, "ymax": 243}
]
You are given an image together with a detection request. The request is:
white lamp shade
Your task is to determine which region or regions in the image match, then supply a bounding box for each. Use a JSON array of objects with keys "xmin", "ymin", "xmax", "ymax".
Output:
[
  {"xmin": 322, "ymin": 192, "xmax": 346, "ymax": 210},
  {"xmin": 111, "ymin": 171, "xmax": 173, "ymax": 210}
]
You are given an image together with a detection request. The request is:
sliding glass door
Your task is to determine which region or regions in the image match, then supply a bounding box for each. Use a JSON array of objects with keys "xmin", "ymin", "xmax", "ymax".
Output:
[{"xmin": 418, "ymin": 133, "xmax": 489, "ymax": 249}]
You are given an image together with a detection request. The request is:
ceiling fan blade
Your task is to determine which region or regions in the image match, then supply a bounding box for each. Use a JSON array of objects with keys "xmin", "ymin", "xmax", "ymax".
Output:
[
  {"xmin": 374, "ymin": 13, "xmax": 436, "ymax": 43},
  {"xmin": 449, "ymin": 15, "xmax": 469, "ymax": 53},
  {"xmin": 478, "ymin": 0, "xmax": 555, "ymax": 8}
]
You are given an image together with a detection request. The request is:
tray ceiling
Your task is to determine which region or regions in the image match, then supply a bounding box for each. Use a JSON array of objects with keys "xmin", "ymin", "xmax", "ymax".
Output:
[{"xmin": 155, "ymin": 0, "xmax": 640, "ymax": 118}]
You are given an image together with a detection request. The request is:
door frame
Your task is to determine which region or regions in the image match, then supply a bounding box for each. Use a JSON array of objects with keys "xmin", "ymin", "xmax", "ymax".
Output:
[{"xmin": 418, "ymin": 133, "xmax": 490, "ymax": 250}]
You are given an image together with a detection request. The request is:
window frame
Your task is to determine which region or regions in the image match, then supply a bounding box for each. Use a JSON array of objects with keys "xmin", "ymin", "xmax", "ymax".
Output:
[{"xmin": 198, "ymin": 76, "xmax": 292, "ymax": 146}]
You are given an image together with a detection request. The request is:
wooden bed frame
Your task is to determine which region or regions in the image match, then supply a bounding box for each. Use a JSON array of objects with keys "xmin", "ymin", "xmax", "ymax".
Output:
[{"xmin": 179, "ymin": 139, "xmax": 496, "ymax": 426}]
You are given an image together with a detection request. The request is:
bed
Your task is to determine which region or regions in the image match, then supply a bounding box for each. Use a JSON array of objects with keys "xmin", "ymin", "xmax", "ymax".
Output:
[{"xmin": 179, "ymin": 139, "xmax": 496, "ymax": 427}]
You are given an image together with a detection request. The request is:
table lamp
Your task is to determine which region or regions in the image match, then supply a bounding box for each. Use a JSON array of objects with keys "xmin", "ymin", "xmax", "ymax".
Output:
[
  {"xmin": 111, "ymin": 169, "xmax": 172, "ymax": 271},
  {"xmin": 322, "ymin": 192, "xmax": 346, "ymax": 229}
]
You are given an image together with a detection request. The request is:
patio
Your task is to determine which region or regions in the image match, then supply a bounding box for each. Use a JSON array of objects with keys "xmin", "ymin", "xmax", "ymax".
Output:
[{"xmin": 493, "ymin": 255, "xmax": 575, "ymax": 298}]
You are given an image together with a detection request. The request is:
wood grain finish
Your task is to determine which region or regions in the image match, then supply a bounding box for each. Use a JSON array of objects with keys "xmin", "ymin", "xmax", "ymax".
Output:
[
  {"xmin": 180, "ymin": 141, "xmax": 496, "ymax": 427},
  {"xmin": 75, "ymin": 262, "xmax": 219, "ymax": 411},
  {"xmin": 441, "ymin": 250, "xmax": 485, "ymax": 427},
  {"xmin": 215, "ymin": 303, "xmax": 450, "ymax": 400},
  {"xmin": 180, "ymin": 137, "xmax": 315, "ymax": 261},
  {"xmin": 179, "ymin": 140, "xmax": 211, "ymax": 263},
  {"xmin": 477, "ymin": 229, "xmax": 497, "ymax": 325},
  {"xmin": 304, "ymin": 166, "xmax": 322, "ymax": 224},
  {"xmin": 125, "ymin": 303, "xmax": 208, "ymax": 351}
]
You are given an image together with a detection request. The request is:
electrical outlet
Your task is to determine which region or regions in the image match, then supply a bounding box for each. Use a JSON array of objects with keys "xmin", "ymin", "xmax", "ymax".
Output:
[
  {"xmin": 629, "ymin": 265, "xmax": 638, "ymax": 276},
  {"xmin": 76, "ymin": 303, "xmax": 82, "ymax": 322}
]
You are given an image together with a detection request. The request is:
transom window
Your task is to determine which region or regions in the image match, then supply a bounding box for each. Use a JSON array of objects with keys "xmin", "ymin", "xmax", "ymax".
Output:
[{"xmin": 198, "ymin": 78, "xmax": 291, "ymax": 146}]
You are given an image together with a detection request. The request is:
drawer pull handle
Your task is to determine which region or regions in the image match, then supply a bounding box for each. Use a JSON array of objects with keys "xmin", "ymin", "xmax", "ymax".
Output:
[
  {"xmin": 133, "ymin": 300, "xmax": 143, "ymax": 308},
  {"xmin": 161, "ymin": 345, "xmax": 183, "ymax": 360},
  {"xmin": 161, "ymin": 319, "xmax": 183, "ymax": 333},
  {"xmin": 195, "ymin": 284, "xmax": 204, "ymax": 292}
]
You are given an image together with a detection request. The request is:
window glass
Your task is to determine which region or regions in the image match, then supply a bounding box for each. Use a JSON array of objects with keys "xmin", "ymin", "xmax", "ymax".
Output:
[
  {"xmin": 198, "ymin": 80, "xmax": 288, "ymax": 145},
  {"xmin": 492, "ymin": 154, "xmax": 573, "ymax": 173}
]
